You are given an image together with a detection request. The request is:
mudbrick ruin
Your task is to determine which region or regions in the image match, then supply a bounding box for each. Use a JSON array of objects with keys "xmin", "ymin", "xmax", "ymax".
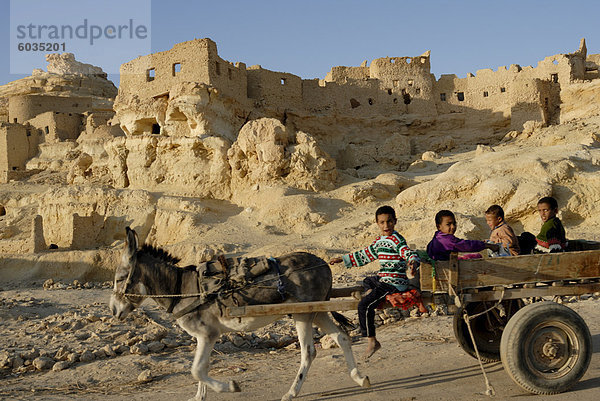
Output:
[{"xmin": 0, "ymin": 37, "xmax": 599, "ymax": 273}]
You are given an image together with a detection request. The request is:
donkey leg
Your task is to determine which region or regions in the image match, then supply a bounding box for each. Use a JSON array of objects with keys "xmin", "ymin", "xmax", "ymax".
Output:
[
  {"xmin": 313, "ymin": 312, "xmax": 370, "ymax": 388},
  {"xmin": 282, "ymin": 313, "xmax": 316, "ymax": 401},
  {"xmin": 190, "ymin": 334, "xmax": 241, "ymax": 400},
  {"xmin": 191, "ymin": 383, "xmax": 206, "ymax": 401}
]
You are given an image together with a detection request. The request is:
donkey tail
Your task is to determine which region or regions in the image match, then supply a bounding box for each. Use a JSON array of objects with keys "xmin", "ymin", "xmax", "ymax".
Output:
[{"xmin": 331, "ymin": 311, "xmax": 356, "ymax": 332}]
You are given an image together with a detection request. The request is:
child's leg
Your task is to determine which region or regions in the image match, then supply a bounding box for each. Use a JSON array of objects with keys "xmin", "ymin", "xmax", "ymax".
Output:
[
  {"xmin": 417, "ymin": 299, "xmax": 428, "ymax": 314},
  {"xmin": 365, "ymin": 337, "xmax": 381, "ymax": 359},
  {"xmin": 358, "ymin": 279, "xmax": 392, "ymax": 358},
  {"xmin": 357, "ymin": 281, "xmax": 388, "ymax": 338}
]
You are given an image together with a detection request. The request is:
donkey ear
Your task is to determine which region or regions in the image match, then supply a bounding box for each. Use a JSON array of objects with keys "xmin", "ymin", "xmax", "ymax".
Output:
[{"xmin": 125, "ymin": 227, "xmax": 139, "ymax": 256}]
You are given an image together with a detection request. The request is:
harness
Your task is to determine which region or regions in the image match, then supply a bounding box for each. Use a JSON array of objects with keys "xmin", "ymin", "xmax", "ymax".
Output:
[
  {"xmin": 115, "ymin": 255, "xmax": 328, "ymax": 319},
  {"xmin": 269, "ymin": 257, "xmax": 286, "ymax": 300}
]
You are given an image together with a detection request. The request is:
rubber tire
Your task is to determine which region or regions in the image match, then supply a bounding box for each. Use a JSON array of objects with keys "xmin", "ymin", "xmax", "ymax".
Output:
[
  {"xmin": 453, "ymin": 299, "xmax": 523, "ymax": 362},
  {"xmin": 500, "ymin": 301, "xmax": 592, "ymax": 395}
]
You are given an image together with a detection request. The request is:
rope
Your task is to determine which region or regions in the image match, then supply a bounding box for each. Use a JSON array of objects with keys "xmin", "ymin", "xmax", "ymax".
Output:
[
  {"xmin": 464, "ymin": 311, "xmax": 496, "ymax": 397},
  {"xmin": 115, "ymin": 284, "xmax": 284, "ymax": 299},
  {"xmin": 461, "ymin": 290, "xmax": 505, "ymax": 398}
]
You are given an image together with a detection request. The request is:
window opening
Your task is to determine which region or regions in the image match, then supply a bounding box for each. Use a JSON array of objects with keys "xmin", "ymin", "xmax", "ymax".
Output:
[
  {"xmin": 500, "ymin": 87, "xmax": 506, "ymax": 93},
  {"xmin": 483, "ymin": 91, "xmax": 489, "ymax": 97},
  {"xmin": 152, "ymin": 123, "xmax": 160, "ymax": 135},
  {"xmin": 457, "ymin": 92, "xmax": 465, "ymax": 101},
  {"xmin": 173, "ymin": 63, "xmax": 181, "ymax": 76},
  {"xmin": 368, "ymin": 98, "xmax": 374, "ymax": 105},
  {"xmin": 551, "ymin": 73, "xmax": 558, "ymax": 83},
  {"xmin": 281, "ymin": 78, "xmax": 286, "ymax": 85},
  {"xmin": 440, "ymin": 93, "xmax": 446, "ymax": 102},
  {"xmin": 146, "ymin": 68, "xmax": 155, "ymax": 81},
  {"xmin": 215, "ymin": 62, "xmax": 221, "ymax": 76}
]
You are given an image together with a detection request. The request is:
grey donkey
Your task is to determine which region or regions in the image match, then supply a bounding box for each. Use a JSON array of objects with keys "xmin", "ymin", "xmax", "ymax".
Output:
[{"xmin": 110, "ymin": 227, "xmax": 370, "ymax": 401}]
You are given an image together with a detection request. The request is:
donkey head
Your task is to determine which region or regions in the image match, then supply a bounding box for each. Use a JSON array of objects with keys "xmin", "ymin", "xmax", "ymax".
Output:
[{"xmin": 110, "ymin": 227, "xmax": 145, "ymax": 319}]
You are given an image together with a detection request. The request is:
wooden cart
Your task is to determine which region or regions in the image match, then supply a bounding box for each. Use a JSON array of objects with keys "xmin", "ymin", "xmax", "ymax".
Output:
[{"xmin": 226, "ymin": 241, "xmax": 600, "ymax": 396}]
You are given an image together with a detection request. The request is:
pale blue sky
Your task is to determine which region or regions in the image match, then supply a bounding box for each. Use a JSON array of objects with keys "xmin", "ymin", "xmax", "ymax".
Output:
[{"xmin": 1, "ymin": 0, "xmax": 599, "ymax": 87}]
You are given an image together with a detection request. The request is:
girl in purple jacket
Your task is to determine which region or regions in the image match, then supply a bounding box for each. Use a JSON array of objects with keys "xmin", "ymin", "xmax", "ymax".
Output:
[{"xmin": 426, "ymin": 210, "xmax": 498, "ymax": 260}]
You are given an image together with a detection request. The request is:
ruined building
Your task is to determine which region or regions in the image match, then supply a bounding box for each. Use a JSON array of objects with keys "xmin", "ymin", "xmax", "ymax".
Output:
[
  {"xmin": 0, "ymin": 53, "xmax": 119, "ymax": 182},
  {"xmin": 113, "ymin": 38, "xmax": 598, "ymax": 171},
  {"xmin": 2, "ymin": 38, "xmax": 598, "ymax": 182}
]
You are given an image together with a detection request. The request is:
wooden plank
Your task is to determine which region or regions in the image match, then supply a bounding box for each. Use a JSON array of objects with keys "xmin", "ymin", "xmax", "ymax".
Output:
[
  {"xmin": 420, "ymin": 263, "xmax": 449, "ymax": 292},
  {"xmin": 445, "ymin": 250, "xmax": 600, "ymax": 289},
  {"xmin": 421, "ymin": 249, "xmax": 600, "ymax": 291},
  {"xmin": 225, "ymin": 299, "xmax": 359, "ymax": 317},
  {"xmin": 463, "ymin": 283, "xmax": 600, "ymax": 302}
]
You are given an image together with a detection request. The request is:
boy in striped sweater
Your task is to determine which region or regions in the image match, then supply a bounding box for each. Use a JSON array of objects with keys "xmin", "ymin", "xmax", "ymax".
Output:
[{"xmin": 330, "ymin": 205, "xmax": 423, "ymax": 358}]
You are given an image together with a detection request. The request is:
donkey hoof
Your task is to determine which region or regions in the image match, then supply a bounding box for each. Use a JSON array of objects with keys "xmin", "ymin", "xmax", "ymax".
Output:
[
  {"xmin": 361, "ymin": 376, "xmax": 371, "ymax": 388},
  {"xmin": 230, "ymin": 380, "xmax": 241, "ymax": 392}
]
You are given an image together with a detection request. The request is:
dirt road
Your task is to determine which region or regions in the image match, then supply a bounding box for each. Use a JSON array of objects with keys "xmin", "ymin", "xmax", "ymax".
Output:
[{"xmin": 1, "ymin": 285, "xmax": 599, "ymax": 401}]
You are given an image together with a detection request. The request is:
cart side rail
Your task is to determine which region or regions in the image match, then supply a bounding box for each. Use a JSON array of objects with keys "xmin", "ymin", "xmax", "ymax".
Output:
[{"xmin": 420, "ymin": 249, "xmax": 600, "ymax": 292}]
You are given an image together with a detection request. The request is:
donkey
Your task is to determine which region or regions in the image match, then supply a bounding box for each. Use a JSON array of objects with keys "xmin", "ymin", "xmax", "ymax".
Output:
[{"xmin": 110, "ymin": 227, "xmax": 370, "ymax": 401}]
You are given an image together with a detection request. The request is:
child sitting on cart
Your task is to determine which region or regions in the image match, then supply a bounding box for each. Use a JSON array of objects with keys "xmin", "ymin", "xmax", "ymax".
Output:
[
  {"xmin": 534, "ymin": 196, "xmax": 567, "ymax": 253},
  {"xmin": 427, "ymin": 210, "xmax": 499, "ymax": 260},
  {"xmin": 485, "ymin": 204, "xmax": 520, "ymax": 256},
  {"xmin": 330, "ymin": 205, "xmax": 426, "ymax": 358}
]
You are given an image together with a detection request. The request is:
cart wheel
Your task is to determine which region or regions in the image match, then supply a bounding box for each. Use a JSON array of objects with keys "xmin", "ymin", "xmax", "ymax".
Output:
[
  {"xmin": 500, "ymin": 301, "xmax": 592, "ymax": 394},
  {"xmin": 453, "ymin": 299, "xmax": 523, "ymax": 362}
]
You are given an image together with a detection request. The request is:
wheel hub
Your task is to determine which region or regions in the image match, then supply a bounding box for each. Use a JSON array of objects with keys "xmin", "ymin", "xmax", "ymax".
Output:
[
  {"xmin": 542, "ymin": 339, "xmax": 560, "ymax": 359},
  {"xmin": 529, "ymin": 326, "xmax": 574, "ymax": 374}
]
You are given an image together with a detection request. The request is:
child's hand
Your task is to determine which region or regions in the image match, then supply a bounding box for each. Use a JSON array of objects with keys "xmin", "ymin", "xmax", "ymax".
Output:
[
  {"xmin": 406, "ymin": 260, "xmax": 418, "ymax": 279},
  {"xmin": 329, "ymin": 257, "xmax": 343, "ymax": 265},
  {"xmin": 486, "ymin": 243, "xmax": 500, "ymax": 252}
]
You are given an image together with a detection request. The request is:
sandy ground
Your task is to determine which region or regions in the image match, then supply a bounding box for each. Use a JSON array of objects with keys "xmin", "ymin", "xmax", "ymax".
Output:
[{"xmin": 1, "ymin": 282, "xmax": 599, "ymax": 401}]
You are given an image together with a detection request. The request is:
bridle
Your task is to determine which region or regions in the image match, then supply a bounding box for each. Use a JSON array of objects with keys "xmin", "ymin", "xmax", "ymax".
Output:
[{"xmin": 114, "ymin": 256, "xmax": 137, "ymax": 298}]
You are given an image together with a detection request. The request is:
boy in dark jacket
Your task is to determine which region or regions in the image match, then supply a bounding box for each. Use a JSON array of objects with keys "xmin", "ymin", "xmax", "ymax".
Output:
[{"xmin": 535, "ymin": 197, "xmax": 567, "ymax": 253}]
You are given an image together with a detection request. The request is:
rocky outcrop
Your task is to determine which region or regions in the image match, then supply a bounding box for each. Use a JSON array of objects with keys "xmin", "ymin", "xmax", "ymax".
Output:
[
  {"xmin": 0, "ymin": 54, "xmax": 117, "ymax": 100},
  {"xmin": 228, "ymin": 118, "xmax": 337, "ymax": 193},
  {"xmin": 395, "ymin": 117, "xmax": 600, "ymax": 246},
  {"xmin": 114, "ymin": 82, "xmax": 248, "ymax": 142},
  {"xmin": 45, "ymin": 53, "xmax": 107, "ymax": 77}
]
